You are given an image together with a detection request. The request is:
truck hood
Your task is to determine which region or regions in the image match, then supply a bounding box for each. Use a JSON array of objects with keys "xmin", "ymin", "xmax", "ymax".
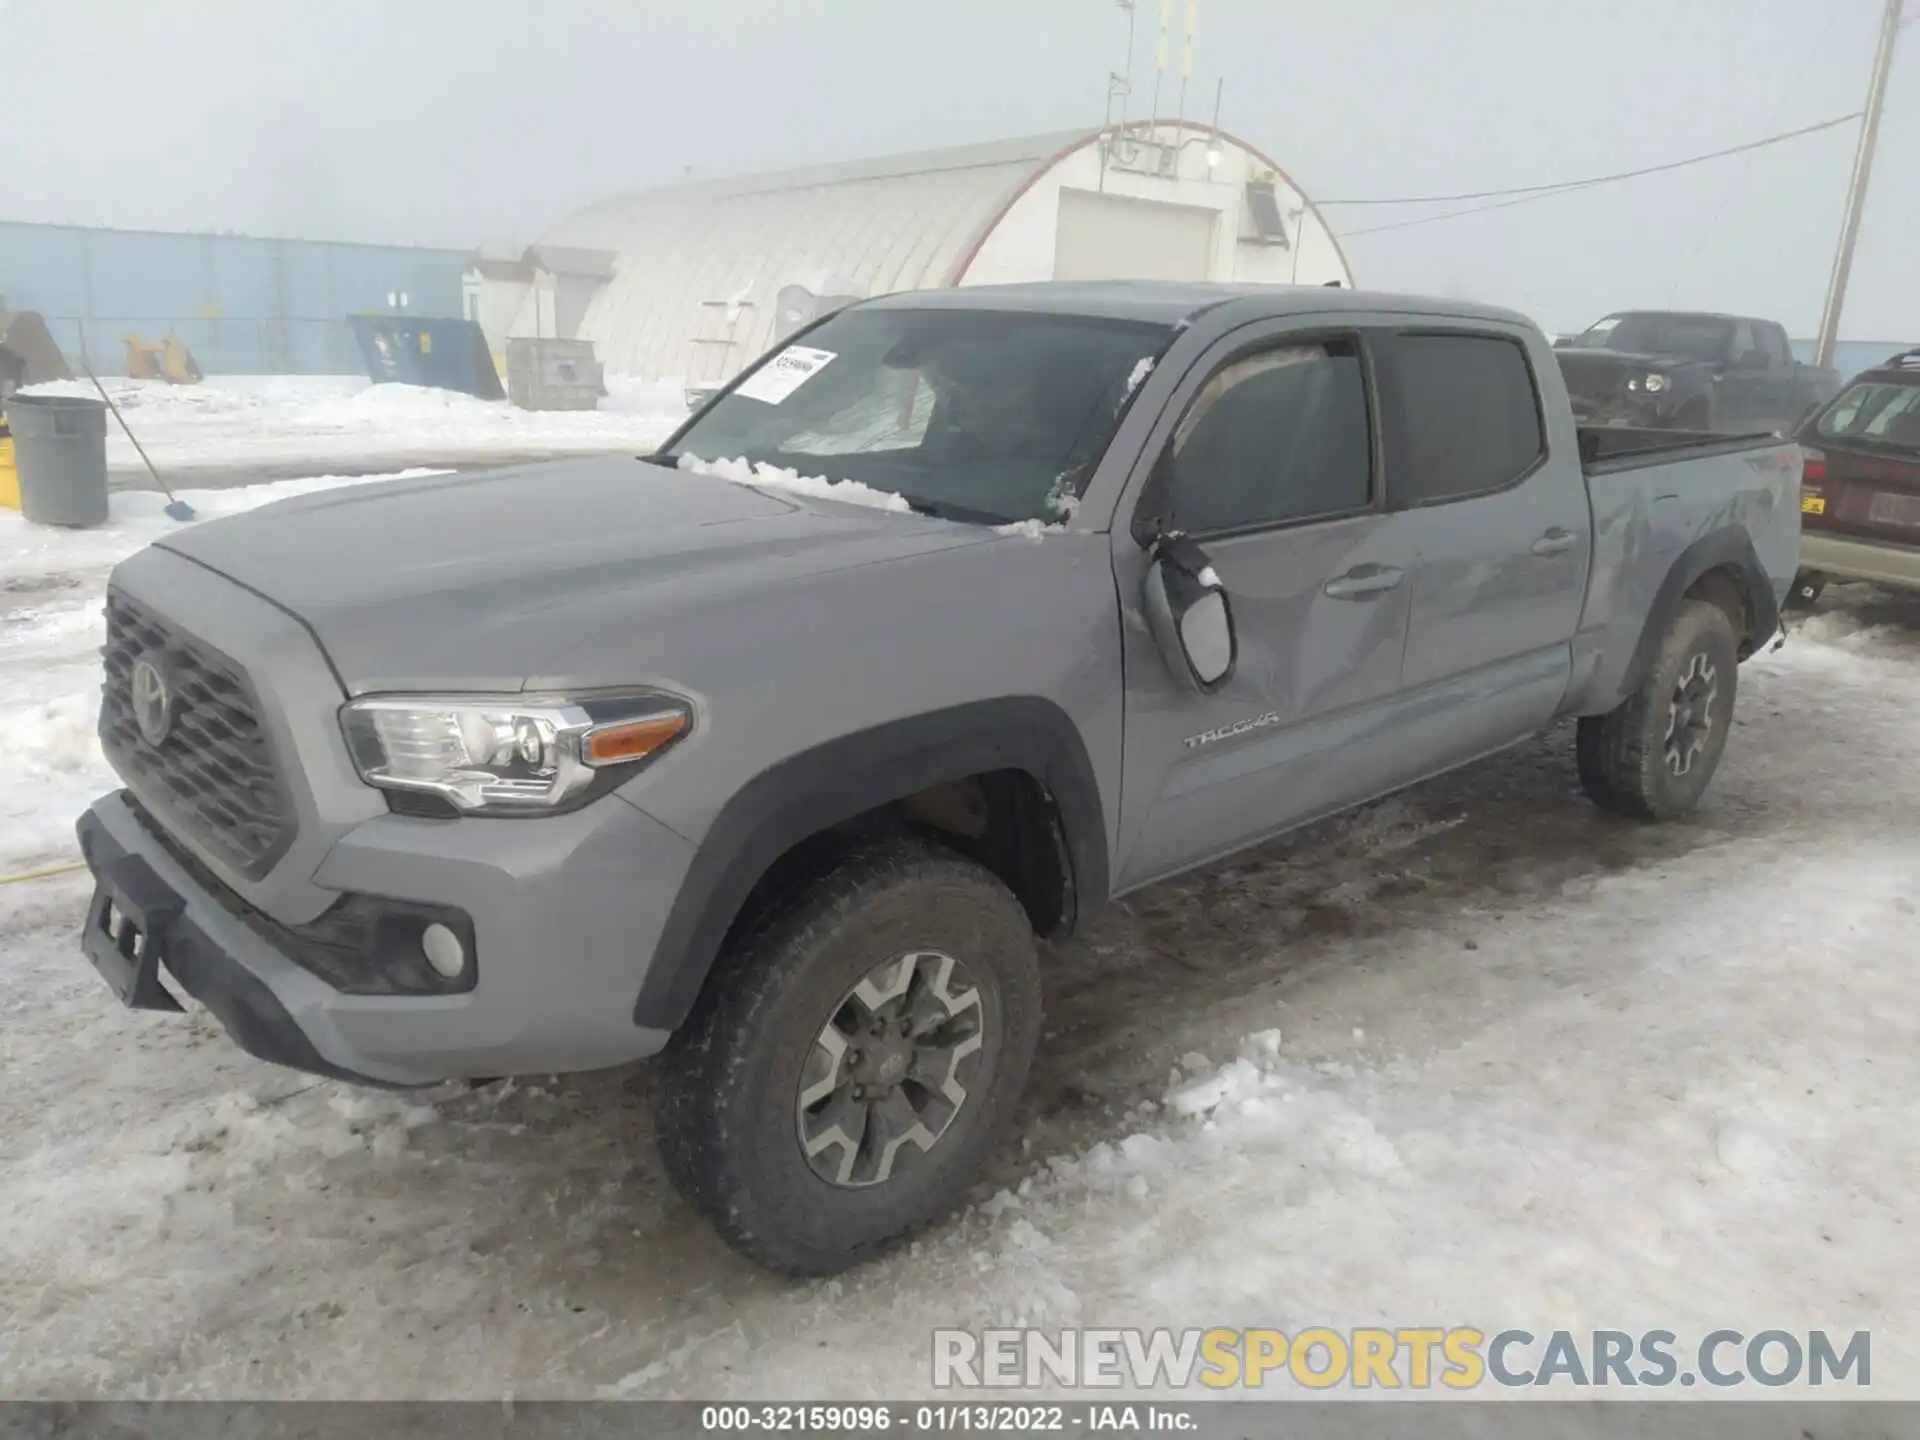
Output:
[
  {"xmin": 1557, "ymin": 349, "xmax": 1703, "ymax": 375},
  {"xmin": 153, "ymin": 456, "xmax": 993, "ymax": 693}
]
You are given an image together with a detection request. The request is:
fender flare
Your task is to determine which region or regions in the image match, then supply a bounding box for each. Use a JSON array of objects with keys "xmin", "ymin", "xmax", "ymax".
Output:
[
  {"xmin": 1619, "ymin": 526, "xmax": 1780, "ymax": 698},
  {"xmin": 631, "ymin": 697, "xmax": 1109, "ymax": 1032}
]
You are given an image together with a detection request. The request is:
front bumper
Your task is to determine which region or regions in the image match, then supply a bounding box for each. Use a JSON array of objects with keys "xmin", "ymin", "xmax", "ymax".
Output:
[
  {"xmin": 77, "ymin": 788, "xmax": 693, "ymax": 1086},
  {"xmin": 1800, "ymin": 531, "xmax": 1920, "ymax": 594}
]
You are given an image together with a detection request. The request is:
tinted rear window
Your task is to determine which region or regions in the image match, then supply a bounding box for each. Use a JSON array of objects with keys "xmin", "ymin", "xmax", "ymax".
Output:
[
  {"xmin": 1386, "ymin": 334, "xmax": 1546, "ymax": 506},
  {"xmin": 1817, "ymin": 382, "xmax": 1920, "ymax": 448}
]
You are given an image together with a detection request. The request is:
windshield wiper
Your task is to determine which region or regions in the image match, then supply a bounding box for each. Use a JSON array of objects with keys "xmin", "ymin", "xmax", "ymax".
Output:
[{"xmin": 899, "ymin": 495, "xmax": 1015, "ymax": 526}]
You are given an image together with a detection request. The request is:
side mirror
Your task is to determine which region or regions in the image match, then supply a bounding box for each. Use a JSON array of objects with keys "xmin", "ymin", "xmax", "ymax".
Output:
[
  {"xmin": 1142, "ymin": 534, "xmax": 1236, "ymax": 693},
  {"xmin": 1736, "ymin": 350, "xmax": 1769, "ymax": 371}
]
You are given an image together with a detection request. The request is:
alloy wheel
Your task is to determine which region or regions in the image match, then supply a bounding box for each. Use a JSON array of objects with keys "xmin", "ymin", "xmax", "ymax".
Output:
[
  {"xmin": 1664, "ymin": 651, "xmax": 1719, "ymax": 776},
  {"xmin": 794, "ymin": 950, "xmax": 987, "ymax": 1188}
]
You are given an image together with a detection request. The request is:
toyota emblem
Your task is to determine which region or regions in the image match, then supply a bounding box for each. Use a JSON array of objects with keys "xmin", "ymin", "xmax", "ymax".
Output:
[{"xmin": 130, "ymin": 655, "xmax": 175, "ymax": 747}]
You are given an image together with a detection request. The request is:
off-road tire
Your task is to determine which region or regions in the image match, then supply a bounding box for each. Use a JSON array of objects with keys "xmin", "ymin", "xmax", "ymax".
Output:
[
  {"xmin": 654, "ymin": 836, "xmax": 1041, "ymax": 1275},
  {"xmin": 1675, "ymin": 397, "xmax": 1713, "ymax": 432},
  {"xmin": 1577, "ymin": 598, "xmax": 1740, "ymax": 822}
]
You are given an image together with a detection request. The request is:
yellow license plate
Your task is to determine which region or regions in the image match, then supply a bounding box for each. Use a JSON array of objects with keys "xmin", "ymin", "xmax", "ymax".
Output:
[{"xmin": 1801, "ymin": 493, "xmax": 1826, "ymax": 515}]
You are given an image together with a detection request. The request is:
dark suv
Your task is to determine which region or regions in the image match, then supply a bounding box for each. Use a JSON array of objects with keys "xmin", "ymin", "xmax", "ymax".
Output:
[{"xmin": 1793, "ymin": 348, "xmax": 1920, "ymax": 604}]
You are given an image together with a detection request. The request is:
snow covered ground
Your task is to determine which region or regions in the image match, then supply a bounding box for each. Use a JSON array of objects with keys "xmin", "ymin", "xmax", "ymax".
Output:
[
  {"xmin": 16, "ymin": 374, "xmax": 687, "ymax": 484},
  {"xmin": 2, "ymin": 472, "xmax": 1918, "ymax": 1400}
]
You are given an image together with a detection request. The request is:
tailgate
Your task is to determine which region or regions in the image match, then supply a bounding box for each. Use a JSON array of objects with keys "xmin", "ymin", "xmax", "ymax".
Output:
[{"xmin": 1801, "ymin": 441, "xmax": 1920, "ymax": 549}]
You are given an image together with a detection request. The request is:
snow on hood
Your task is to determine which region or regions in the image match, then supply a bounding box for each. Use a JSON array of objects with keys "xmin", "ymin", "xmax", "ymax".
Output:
[{"xmin": 675, "ymin": 452, "xmax": 912, "ymax": 513}]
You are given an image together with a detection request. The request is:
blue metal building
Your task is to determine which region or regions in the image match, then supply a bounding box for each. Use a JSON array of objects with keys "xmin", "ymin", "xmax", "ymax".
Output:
[{"xmin": 0, "ymin": 221, "xmax": 469, "ymax": 375}]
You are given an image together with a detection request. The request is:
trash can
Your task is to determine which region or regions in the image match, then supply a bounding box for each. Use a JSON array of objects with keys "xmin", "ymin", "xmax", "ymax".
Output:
[{"xmin": 5, "ymin": 393, "xmax": 110, "ymax": 527}]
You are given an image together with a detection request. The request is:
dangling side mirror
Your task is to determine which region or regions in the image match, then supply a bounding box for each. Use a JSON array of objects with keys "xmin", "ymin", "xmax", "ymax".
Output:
[{"xmin": 1142, "ymin": 533, "xmax": 1237, "ymax": 693}]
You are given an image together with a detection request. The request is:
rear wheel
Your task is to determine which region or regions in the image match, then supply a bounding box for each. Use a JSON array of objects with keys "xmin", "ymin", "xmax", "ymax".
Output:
[
  {"xmin": 1577, "ymin": 599, "xmax": 1740, "ymax": 822},
  {"xmin": 654, "ymin": 837, "xmax": 1041, "ymax": 1275}
]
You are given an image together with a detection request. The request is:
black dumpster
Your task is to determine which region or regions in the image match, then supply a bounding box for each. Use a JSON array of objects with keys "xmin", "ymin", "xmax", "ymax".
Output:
[
  {"xmin": 5, "ymin": 393, "xmax": 110, "ymax": 527},
  {"xmin": 348, "ymin": 314, "xmax": 506, "ymax": 400}
]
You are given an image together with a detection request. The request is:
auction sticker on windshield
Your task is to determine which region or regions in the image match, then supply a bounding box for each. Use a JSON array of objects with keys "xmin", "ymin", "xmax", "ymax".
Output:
[{"xmin": 735, "ymin": 345, "xmax": 837, "ymax": 404}]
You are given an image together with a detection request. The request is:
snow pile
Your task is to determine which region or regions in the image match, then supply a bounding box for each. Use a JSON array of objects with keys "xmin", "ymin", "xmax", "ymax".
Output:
[
  {"xmin": 0, "ymin": 470, "xmax": 441, "ymax": 871},
  {"xmin": 1786, "ymin": 586, "xmax": 1920, "ymax": 657},
  {"xmin": 676, "ymin": 452, "xmax": 912, "ymax": 513},
  {"xmin": 17, "ymin": 373, "xmax": 687, "ymax": 475},
  {"xmin": 993, "ymin": 518, "xmax": 1054, "ymax": 539}
]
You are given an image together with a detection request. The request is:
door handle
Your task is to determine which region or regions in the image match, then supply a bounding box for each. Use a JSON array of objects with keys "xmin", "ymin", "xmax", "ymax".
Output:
[
  {"xmin": 1531, "ymin": 529, "xmax": 1577, "ymax": 557},
  {"xmin": 1323, "ymin": 564, "xmax": 1404, "ymax": 599}
]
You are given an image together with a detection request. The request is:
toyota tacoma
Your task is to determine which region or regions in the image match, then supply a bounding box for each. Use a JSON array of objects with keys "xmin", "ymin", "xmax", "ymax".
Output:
[{"xmin": 76, "ymin": 282, "xmax": 1801, "ymax": 1274}]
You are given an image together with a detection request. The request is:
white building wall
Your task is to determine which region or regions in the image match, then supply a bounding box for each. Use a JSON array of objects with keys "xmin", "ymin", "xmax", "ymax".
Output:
[
  {"xmin": 960, "ymin": 127, "xmax": 1350, "ymax": 290},
  {"xmin": 528, "ymin": 126, "xmax": 1354, "ymax": 384},
  {"xmin": 462, "ymin": 274, "xmax": 530, "ymax": 374},
  {"xmin": 525, "ymin": 134, "xmax": 1078, "ymax": 383}
]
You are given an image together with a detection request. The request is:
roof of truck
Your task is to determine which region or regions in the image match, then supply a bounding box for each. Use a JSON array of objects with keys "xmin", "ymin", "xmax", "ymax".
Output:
[
  {"xmin": 861, "ymin": 280, "xmax": 1536, "ymax": 331},
  {"xmin": 1589, "ymin": 309, "xmax": 1768, "ymax": 326}
]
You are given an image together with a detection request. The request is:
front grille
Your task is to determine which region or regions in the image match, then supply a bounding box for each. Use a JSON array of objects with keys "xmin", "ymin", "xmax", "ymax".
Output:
[
  {"xmin": 100, "ymin": 588, "xmax": 295, "ymax": 878},
  {"xmin": 1556, "ymin": 361, "xmax": 1630, "ymax": 405}
]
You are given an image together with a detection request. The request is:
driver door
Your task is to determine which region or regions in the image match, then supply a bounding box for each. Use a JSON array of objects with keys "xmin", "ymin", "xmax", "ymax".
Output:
[
  {"xmin": 1717, "ymin": 319, "xmax": 1767, "ymax": 432},
  {"xmin": 1111, "ymin": 326, "xmax": 1419, "ymax": 891}
]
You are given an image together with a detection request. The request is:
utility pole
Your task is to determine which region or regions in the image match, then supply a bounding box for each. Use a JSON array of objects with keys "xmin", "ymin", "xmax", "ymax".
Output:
[{"xmin": 1814, "ymin": 0, "xmax": 1904, "ymax": 367}]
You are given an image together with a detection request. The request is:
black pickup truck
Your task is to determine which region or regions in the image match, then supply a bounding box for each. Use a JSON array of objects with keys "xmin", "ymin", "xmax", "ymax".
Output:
[{"xmin": 1554, "ymin": 310, "xmax": 1840, "ymax": 437}]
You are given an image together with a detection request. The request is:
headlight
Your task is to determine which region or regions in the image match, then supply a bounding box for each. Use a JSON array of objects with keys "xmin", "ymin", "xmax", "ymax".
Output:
[
  {"xmin": 1638, "ymin": 373, "xmax": 1671, "ymax": 393},
  {"xmin": 340, "ymin": 692, "xmax": 691, "ymax": 816}
]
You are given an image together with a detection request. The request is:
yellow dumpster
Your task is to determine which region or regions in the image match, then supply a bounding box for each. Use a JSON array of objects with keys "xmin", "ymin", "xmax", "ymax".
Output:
[{"xmin": 0, "ymin": 420, "xmax": 19, "ymax": 512}]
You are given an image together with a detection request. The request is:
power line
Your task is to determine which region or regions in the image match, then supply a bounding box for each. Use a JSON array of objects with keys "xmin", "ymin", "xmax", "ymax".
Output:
[
  {"xmin": 1336, "ymin": 112, "xmax": 1863, "ymax": 239},
  {"xmin": 1320, "ymin": 111, "xmax": 1863, "ymax": 208},
  {"xmin": 1340, "ymin": 186, "xmax": 1607, "ymax": 238}
]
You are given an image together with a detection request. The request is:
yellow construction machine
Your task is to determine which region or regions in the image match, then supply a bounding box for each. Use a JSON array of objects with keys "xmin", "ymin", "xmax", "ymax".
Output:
[{"xmin": 123, "ymin": 334, "xmax": 203, "ymax": 385}]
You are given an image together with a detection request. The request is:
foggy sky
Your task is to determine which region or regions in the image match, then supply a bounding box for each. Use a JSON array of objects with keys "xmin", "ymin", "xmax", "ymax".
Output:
[{"xmin": 2, "ymin": 0, "xmax": 1914, "ymax": 339}]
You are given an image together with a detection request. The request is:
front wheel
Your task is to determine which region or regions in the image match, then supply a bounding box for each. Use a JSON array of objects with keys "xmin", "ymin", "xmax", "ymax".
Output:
[
  {"xmin": 1577, "ymin": 598, "xmax": 1740, "ymax": 822},
  {"xmin": 654, "ymin": 837, "xmax": 1042, "ymax": 1275}
]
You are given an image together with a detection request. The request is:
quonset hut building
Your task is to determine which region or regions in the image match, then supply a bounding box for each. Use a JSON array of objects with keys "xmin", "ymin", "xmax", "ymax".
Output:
[{"xmin": 498, "ymin": 121, "xmax": 1354, "ymax": 395}]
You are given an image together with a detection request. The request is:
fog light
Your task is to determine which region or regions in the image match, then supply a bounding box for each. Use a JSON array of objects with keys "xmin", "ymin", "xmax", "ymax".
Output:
[{"xmin": 421, "ymin": 922, "xmax": 467, "ymax": 979}]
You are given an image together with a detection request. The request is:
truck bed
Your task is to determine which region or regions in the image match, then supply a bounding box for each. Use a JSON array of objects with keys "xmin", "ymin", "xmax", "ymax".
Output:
[
  {"xmin": 1578, "ymin": 425, "xmax": 1784, "ymax": 473},
  {"xmin": 1560, "ymin": 428, "xmax": 1802, "ymax": 717}
]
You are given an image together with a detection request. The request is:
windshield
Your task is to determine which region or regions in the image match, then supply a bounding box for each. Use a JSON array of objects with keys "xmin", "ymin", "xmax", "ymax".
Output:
[
  {"xmin": 661, "ymin": 307, "xmax": 1172, "ymax": 525},
  {"xmin": 1816, "ymin": 381, "xmax": 1920, "ymax": 449},
  {"xmin": 1572, "ymin": 313, "xmax": 1734, "ymax": 363}
]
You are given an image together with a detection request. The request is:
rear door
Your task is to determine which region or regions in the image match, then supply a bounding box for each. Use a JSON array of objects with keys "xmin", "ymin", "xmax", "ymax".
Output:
[
  {"xmin": 1111, "ymin": 324, "xmax": 1419, "ymax": 890},
  {"xmin": 1370, "ymin": 326, "xmax": 1592, "ymax": 775}
]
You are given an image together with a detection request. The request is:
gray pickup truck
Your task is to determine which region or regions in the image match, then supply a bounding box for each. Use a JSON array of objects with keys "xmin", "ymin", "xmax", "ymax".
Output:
[{"xmin": 75, "ymin": 282, "xmax": 1801, "ymax": 1274}]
